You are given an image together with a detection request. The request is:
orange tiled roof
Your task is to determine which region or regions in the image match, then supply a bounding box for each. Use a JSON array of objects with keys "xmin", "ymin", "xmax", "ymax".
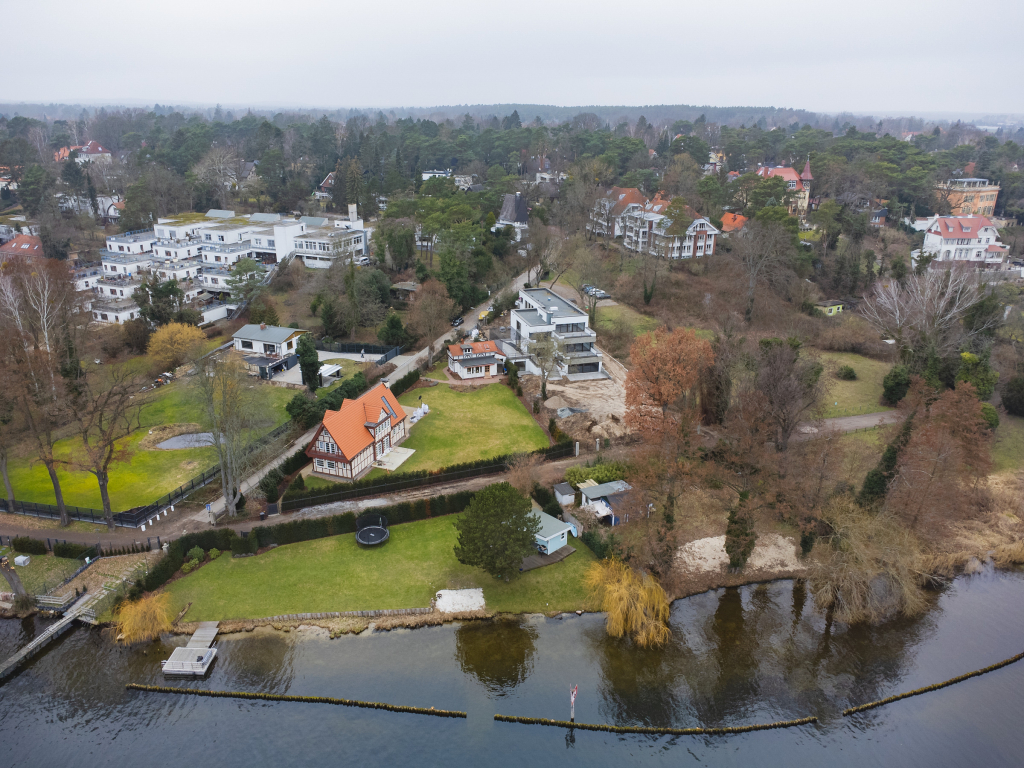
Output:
[
  {"xmin": 0, "ymin": 234, "xmax": 43, "ymax": 257},
  {"xmin": 720, "ymin": 213, "xmax": 748, "ymax": 232},
  {"xmin": 604, "ymin": 187, "xmax": 648, "ymax": 217},
  {"xmin": 448, "ymin": 340, "xmax": 501, "ymax": 358},
  {"xmin": 317, "ymin": 382, "xmax": 407, "ymax": 461},
  {"xmin": 756, "ymin": 165, "xmax": 805, "ymax": 191}
]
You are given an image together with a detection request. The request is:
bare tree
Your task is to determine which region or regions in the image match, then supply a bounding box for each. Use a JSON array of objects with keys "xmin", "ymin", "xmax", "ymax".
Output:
[
  {"xmin": 193, "ymin": 145, "xmax": 243, "ymax": 208},
  {"xmin": 752, "ymin": 340, "xmax": 827, "ymax": 452},
  {"xmin": 191, "ymin": 353, "xmax": 274, "ymax": 518},
  {"xmin": 564, "ymin": 245, "xmax": 604, "ymax": 325},
  {"xmin": 0, "ymin": 262, "xmax": 76, "ymax": 526},
  {"xmin": 530, "ymin": 334, "xmax": 567, "ymax": 399},
  {"xmin": 66, "ymin": 362, "xmax": 147, "ymax": 530},
  {"xmin": 0, "ymin": 390, "xmax": 20, "ymax": 508},
  {"xmin": 736, "ymin": 221, "xmax": 794, "ymax": 323},
  {"xmin": 859, "ymin": 264, "xmax": 988, "ymax": 364},
  {"xmin": 409, "ymin": 279, "xmax": 456, "ymax": 366}
]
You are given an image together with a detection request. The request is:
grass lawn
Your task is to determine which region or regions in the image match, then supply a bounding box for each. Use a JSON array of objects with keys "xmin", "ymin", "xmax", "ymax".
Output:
[
  {"xmin": 819, "ymin": 352, "xmax": 894, "ymax": 418},
  {"xmin": 594, "ymin": 304, "xmax": 658, "ymax": 339},
  {"xmin": 378, "ymin": 382, "xmax": 548, "ymax": 475},
  {"xmin": 162, "ymin": 514, "xmax": 596, "ymax": 621},
  {"xmin": 7, "ymin": 382, "xmax": 295, "ymax": 510},
  {"xmin": 992, "ymin": 413, "xmax": 1024, "ymax": 475},
  {"xmin": 0, "ymin": 547, "xmax": 81, "ymax": 596},
  {"xmin": 422, "ymin": 359, "xmax": 449, "ymax": 381},
  {"xmin": 317, "ymin": 358, "xmax": 370, "ymax": 394}
]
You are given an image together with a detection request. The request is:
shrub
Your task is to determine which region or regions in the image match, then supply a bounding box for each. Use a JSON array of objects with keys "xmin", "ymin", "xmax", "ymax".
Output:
[
  {"xmin": 230, "ymin": 536, "xmax": 250, "ymax": 556},
  {"xmin": 800, "ymin": 530, "xmax": 816, "ymax": 556},
  {"xmin": 259, "ymin": 468, "xmax": 284, "ymax": 503},
  {"xmin": 147, "ymin": 322, "xmax": 206, "ymax": 371},
  {"xmin": 836, "ymin": 365, "xmax": 857, "ymax": 381},
  {"xmin": 186, "ymin": 546, "xmax": 205, "ymax": 562},
  {"xmin": 281, "ymin": 448, "xmax": 310, "ymax": 476},
  {"xmin": 882, "ymin": 364, "xmax": 912, "ymax": 405},
  {"xmin": 565, "ymin": 462, "xmax": 628, "ymax": 488},
  {"xmin": 534, "ymin": 400, "xmax": 541, "ymax": 414},
  {"xmin": 543, "ymin": 499, "xmax": 563, "ymax": 518},
  {"xmin": 581, "ymin": 530, "xmax": 617, "ymax": 559},
  {"xmin": 208, "ymin": 548, "xmax": 221, "ymax": 560},
  {"xmin": 980, "ymin": 403, "xmax": 999, "ymax": 430},
  {"xmin": 724, "ymin": 505, "xmax": 756, "ymax": 569},
  {"xmin": 1001, "ymin": 375, "xmax": 1024, "ymax": 417},
  {"xmin": 54, "ymin": 542, "xmax": 92, "ymax": 559},
  {"xmin": 531, "ymin": 484, "xmax": 555, "ymax": 508},
  {"xmin": 180, "ymin": 559, "xmax": 199, "ymax": 574},
  {"xmin": 141, "ymin": 528, "xmax": 238, "ymax": 593},
  {"xmin": 391, "ymin": 369, "xmax": 421, "ymax": 397},
  {"xmin": 289, "ymin": 474, "xmax": 306, "ymax": 492},
  {"xmin": 516, "ymin": 384, "xmax": 522, "ymax": 396},
  {"xmin": 236, "ymin": 493, "xmax": 246, "ymax": 511},
  {"xmin": 957, "ymin": 352, "xmax": 999, "ymax": 399},
  {"xmin": 12, "ymin": 537, "xmax": 47, "ymax": 555}
]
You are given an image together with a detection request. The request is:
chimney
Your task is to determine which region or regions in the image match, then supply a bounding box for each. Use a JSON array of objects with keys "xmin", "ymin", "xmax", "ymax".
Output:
[
  {"xmin": 348, "ymin": 203, "xmax": 358, "ymax": 222},
  {"xmin": 381, "ymin": 378, "xmax": 390, "ymax": 388},
  {"xmin": 260, "ymin": 323, "xmax": 267, "ymax": 330}
]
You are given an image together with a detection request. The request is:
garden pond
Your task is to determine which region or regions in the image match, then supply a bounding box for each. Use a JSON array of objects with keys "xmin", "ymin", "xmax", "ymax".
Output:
[{"xmin": 2, "ymin": 567, "xmax": 1024, "ymax": 766}]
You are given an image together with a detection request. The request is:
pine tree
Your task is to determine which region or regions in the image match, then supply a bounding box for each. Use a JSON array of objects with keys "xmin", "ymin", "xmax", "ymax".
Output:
[{"xmin": 454, "ymin": 483, "xmax": 539, "ymax": 582}]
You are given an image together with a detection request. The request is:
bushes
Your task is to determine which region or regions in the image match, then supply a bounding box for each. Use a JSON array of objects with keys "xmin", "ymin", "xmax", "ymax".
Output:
[
  {"xmin": 957, "ymin": 352, "xmax": 999, "ymax": 400},
  {"xmin": 1001, "ymin": 375, "xmax": 1024, "ymax": 417},
  {"xmin": 882, "ymin": 365, "xmax": 912, "ymax": 405},
  {"xmin": 142, "ymin": 528, "xmax": 237, "ymax": 593},
  {"xmin": 725, "ymin": 505, "xmax": 756, "ymax": 569},
  {"xmin": 181, "ymin": 559, "xmax": 199, "ymax": 574},
  {"xmin": 259, "ymin": 468, "xmax": 285, "ymax": 503},
  {"xmin": 286, "ymin": 372, "xmax": 370, "ymax": 429},
  {"xmin": 280, "ymin": 447, "xmax": 310, "ymax": 476},
  {"xmin": 208, "ymin": 548, "xmax": 222, "ymax": 560},
  {"xmin": 543, "ymin": 499, "xmax": 563, "ymax": 518},
  {"xmin": 231, "ymin": 533, "xmax": 259, "ymax": 556},
  {"xmin": 581, "ymin": 530, "xmax": 617, "ymax": 559},
  {"xmin": 531, "ymin": 484, "xmax": 554, "ymax": 508},
  {"xmin": 565, "ymin": 461, "xmax": 628, "ymax": 488},
  {"xmin": 836, "ymin": 365, "xmax": 857, "ymax": 381},
  {"xmin": 187, "ymin": 546, "xmax": 205, "ymax": 562},
  {"xmin": 980, "ymin": 403, "xmax": 999, "ymax": 430},
  {"xmin": 390, "ymin": 369, "xmax": 421, "ymax": 397},
  {"xmin": 11, "ymin": 537, "xmax": 47, "ymax": 555},
  {"xmin": 54, "ymin": 542, "xmax": 93, "ymax": 559}
]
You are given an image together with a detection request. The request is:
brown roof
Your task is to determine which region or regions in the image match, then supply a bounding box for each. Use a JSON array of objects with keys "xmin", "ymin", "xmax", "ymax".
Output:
[
  {"xmin": 0, "ymin": 234, "xmax": 43, "ymax": 257},
  {"xmin": 720, "ymin": 213, "xmax": 748, "ymax": 232},
  {"xmin": 604, "ymin": 187, "xmax": 648, "ymax": 217},
  {"xmin": 314, "ymin": 382, "xmax": 407, "ymax": 461},
  {"xmin": 448, "ymin": 340, "xmax": 502, "ymax": 358},
  {"xmin": 756, "ymin": 166, "xmax": 805, "ymax": 191}
]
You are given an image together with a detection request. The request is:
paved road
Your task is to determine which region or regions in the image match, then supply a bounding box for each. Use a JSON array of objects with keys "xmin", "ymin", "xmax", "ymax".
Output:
[{"xmin": 820, "ymin": 410, "xmax": 903, "ymax": 433}]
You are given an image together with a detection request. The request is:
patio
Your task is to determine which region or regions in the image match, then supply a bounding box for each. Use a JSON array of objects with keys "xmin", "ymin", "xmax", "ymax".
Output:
[{"xmin": 372, "ymin": 446, "xmax": 415, "ymax": 472}]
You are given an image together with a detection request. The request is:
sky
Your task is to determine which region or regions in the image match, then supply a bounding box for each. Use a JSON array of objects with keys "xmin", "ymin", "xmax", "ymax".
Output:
[{"xmin": 4, "ymin": 0, "xmax": 1023, "ymax": 117}]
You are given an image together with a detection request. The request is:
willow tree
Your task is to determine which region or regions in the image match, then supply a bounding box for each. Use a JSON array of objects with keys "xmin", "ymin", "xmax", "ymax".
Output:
[{"xmin": 585, "ymin": 559, "xmax": 670, "ymax": 647}]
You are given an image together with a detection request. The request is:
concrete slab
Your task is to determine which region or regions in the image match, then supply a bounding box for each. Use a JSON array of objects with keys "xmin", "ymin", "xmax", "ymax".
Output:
[
  {"xmin": 372, "ymin": 446, "xmax": 414, "ymax": 472},
  {"xmin": 435, "ymin": 588, "xmax": 485, "ymax": 613}
]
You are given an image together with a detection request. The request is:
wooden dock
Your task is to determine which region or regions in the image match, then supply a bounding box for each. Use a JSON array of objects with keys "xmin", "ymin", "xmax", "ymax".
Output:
[
  {"xmin": 0, "ymin": 593, "xmax": 93, "ymax": 681},
  {"xmin": 162, "ymin": 621, "xmax": 219, "ymax": 677}
]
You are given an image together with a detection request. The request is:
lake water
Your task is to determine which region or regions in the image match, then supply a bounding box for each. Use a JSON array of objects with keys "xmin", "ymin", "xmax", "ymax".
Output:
[
  {"xmin": 2, "ymin": 569, "xmax": 1024, "ymax": 767},
  {"xmin": 155, "ymin": 432, "xmax": 216, "ymax": 450}
]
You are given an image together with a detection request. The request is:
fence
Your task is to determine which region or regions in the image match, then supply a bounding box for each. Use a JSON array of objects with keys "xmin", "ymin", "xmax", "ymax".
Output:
[
  {"xmin": 281, "ymin": 442, "xmax": 576, "ymax": 511},
  {"xmin": 313, "ymin": 340, "xmax": 404, "ymax": 367},
  {"xmin": 0, "ymin": 420, "xmax": 297, "ymax": 529}
]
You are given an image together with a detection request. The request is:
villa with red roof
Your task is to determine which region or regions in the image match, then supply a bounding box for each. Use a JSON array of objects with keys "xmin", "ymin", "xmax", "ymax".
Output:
[
  {"xmin": 54, "ymin": 141, "xmax": 112, "ymax": 165},
  {"xmin": 916, "ymin": 215, "xmax": 1009, "ymax": 271},
  {"xmin": 447, "ymin": 339, "xmax": 507, "ymax": 380},
  {"xmin": 755, "ymin": 160, "xmax": 814, "ymax": 217},
  {"xmin": 590, "ymin": 187, "xmax": 649, "ymax": 237},
  {"xmin": 305, "ymin": 382, "xmax": 410, "ymax": 480}
]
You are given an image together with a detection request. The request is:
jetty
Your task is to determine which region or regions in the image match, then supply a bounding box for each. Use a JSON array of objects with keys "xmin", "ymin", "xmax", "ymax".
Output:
[
  {"xmin": 0, "ymin": 593, "xmax": 94, "ymax": 681},
  {"xmin": 162, "ymin": 621, "xmax": 219, "ymax": 677}
]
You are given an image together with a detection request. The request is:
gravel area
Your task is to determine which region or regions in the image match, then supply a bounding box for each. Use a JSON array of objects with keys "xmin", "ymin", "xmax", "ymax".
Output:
[{"xmin": 676, "ymin": 534, "xmax": 805, "ymax": 574}]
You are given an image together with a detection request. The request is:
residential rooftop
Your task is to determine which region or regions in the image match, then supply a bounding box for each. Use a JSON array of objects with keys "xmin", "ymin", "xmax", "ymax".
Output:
[{"xmin": 521, "ymin": 287, "xmax": 586, "ymax": 317}]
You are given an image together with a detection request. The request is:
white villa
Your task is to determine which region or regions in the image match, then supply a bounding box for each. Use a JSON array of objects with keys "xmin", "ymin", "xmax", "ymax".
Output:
[
  {"xmin": 502, "ymin": 287, "xmax": 605, "ymax": 380},
  {"xmin": 446, "ymin": 340, "xmax": 507, "ymax": 380},
  {"xmin": 913, "ymin": 215, "xmax": 1010, "ymax": 271}
]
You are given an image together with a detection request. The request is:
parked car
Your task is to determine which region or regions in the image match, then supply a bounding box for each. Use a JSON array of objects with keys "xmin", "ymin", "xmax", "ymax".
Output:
[
  {"xmin": 354, "ymin": 256, "xmax": 371, "ymax": 266},
  {"xmin": 451, "ymin": 316, "xmax": 464, "ymax": 327},
  {"xmin": 595, "ymin": 290, "xmax": 610, "ymax": 299}
]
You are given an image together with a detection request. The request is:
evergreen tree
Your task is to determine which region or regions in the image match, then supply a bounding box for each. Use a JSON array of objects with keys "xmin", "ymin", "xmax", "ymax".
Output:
[
  {"xmin": 296, "ymin": 334, "xmax": 320, "ymax": 392},
  {"xmin": 454, "ymin": 482, "xmax": 540, "ymax": 582}
]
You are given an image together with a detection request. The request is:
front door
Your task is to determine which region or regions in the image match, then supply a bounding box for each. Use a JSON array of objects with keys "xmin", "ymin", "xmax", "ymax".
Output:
[{"xmin": 383, "ymin": 435, "xmax": 391, "ymax": 453}]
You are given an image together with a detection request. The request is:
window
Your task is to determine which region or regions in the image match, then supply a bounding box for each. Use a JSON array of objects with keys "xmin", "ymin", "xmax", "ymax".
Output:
[
  {"xmin": 263, "ymin": 343, "xmax": 276, "ymax": 354},
  {"xmin": 212, "ymin": 278, "xmax": 219, "ymax": 285},
  {"xmin": 218, "ymin": 235, "xmax": 225, "ymax": 242},
  {"xmin": 204, "ymin": 234, "xmax": 212, "ymax": 241},
  {"xmin": 241, "ymin": 340, "xmax": 253, "ymax": 350},
  {"xmin": 326, "ymin": 461, "xmax": 336, "ymax": 470},
  {"xmin": 316, "ymin": 458, "xmax": 325, "ymax": 467},
  {"xmin": 268, "ymin": 239, "xmax": 275, "ymax": 247}
]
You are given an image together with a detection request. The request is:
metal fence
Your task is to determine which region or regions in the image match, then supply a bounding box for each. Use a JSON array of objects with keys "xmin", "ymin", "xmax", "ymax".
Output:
[
  {"xmin": 313, "ymin": 340, "xmax": 403, "ymax": 366},
  {"xmin": 0, "ymin": 420, "xmax": 297, "ymax": 529}
]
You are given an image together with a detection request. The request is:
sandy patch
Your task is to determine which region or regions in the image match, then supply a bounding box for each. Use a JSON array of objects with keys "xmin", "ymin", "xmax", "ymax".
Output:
[
  {"xmin": 435, "ymin": 588, "xmax": 485, "ymax": 613},
  {"xmin": 676, "ymin": 534, "xmax": 805, "ymax": 574}
]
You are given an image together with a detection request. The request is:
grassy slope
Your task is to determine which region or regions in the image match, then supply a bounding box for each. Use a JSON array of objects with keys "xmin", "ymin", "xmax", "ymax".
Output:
[
  {"xmin": 818, "ymin": 351, "xmax": 894, "ymax": 418},
  {"xmin": 7, "ymin": 383, "xmax": 295, "ymax": 510},
  {"xmin": 385, "ymin": 382, "xmax": 549, "ymax": 474},
  {"xmin": 163, "ymin": 514, "xmax": 596, "ymax": 621},
  {"xmin": 0, "ymin": 547, "xmax": 82, "ymax": 595},
  {"xmin": 992, "ymin": 413, "xmax": 1024, "ymax": 474}
]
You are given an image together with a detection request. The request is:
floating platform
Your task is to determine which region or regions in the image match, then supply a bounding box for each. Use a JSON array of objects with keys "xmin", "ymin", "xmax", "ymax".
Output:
[{"xmin": 162, "ymin": 621, "xmax": 218, "ymax": 677}]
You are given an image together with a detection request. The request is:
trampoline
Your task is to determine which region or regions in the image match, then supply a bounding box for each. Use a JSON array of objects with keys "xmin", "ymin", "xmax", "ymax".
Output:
[{"xmin": 355, "ymin": 513, "xmax": 390, "ymax": 546}]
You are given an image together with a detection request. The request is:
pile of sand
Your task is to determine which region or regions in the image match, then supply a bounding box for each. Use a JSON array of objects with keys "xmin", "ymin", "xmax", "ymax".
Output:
[
  {"xmin": 544, "ymin": 395, "xmax": 569, "ymax": 410},
  {"xmin": 675, "ymin": 534, "xmax": 805, "ymax": 574}
]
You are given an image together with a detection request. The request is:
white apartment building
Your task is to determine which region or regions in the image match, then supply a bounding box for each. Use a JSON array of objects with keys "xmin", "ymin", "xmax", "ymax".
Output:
[
  {"xmin": 294, "ymin": 220, "xmax": 368, "ymax": 268},
  {"xmin": 621, "ymin": 196, "xmax": 719, "ymax": 259},
  {"xmin": 915, "ymin": 215, "xmax": 1010, "ymax": 270},
  {"xmin": 105, "ymin": 230, "xmax": 157, "ymax": 255},
  {"xmin": 91, "ymin": 297, "xmax": 141, "ymax": 324},
  {"xmin": 503, "ymin": 287, "xmax": 605, "ymax": 380},
  {"xmin": 100, "ymin": 250, "xmax": 153, "ymax": 277}
]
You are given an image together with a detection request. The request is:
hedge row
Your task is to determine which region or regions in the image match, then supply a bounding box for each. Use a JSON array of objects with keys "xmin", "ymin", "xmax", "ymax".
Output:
[
  {"xmin": 390, "ymin": 369, "xmax": 420, "ymax": 397},
  {"xmin": 254, "ymin": 490, "xmax": 475, "ymax": 549},
  {"xmin": 280, "ymin": 447, "xmax": 310, "ymax": 476},
  {"xmin": 282, "ymin": 441, "xmax": 573, "ymax": 508},
  {"xmin": 11, "ymin": 536, "xmax": 47, "ymax": 555},
  {"xmin": 54, "ymin": 542, "xmax": 93, "ymax": 559},
  {"xmin": 140, "ymin": 491, "xmax": 477, "ymax": 593}
]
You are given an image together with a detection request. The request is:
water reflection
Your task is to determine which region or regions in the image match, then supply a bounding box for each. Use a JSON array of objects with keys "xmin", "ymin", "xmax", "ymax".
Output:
[
  {"xmin": 215, "ymin": 628, "xmax": 297, "ymax": 693},
  {"xmin": 455, "ymin": 618, "xmax": 537, "ymax": 696}
]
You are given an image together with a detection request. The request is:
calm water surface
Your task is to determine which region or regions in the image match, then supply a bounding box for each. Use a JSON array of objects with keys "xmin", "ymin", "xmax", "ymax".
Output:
[{"xmin": 3, "ymin": 569, "xmax": 1024, "ymax": 767}]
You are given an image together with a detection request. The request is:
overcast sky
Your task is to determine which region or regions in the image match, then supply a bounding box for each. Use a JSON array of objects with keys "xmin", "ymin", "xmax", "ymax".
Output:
[{"xmin": 5, "ymin": 0, "xmax": 1023, "ymax": 117}]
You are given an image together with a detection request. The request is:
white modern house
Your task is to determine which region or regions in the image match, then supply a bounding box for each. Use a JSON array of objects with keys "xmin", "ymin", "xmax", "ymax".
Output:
[
  {"xmin": 503, "ymin": 287, "xmax": 605, "ymax": 380},
  {"xmin": 232, "ymin": 324, "xmax": 309, "ymax": 379},
  {"xmin": 105, "ymin": 230, "xmax": 157, "ymax": 256},
  {"xmin": 913, "ymin": 215, "xmax": 1010, "ymax": 271},
  {"xmin": 621, "ymin": 195, "xmax": 719, "ymax": 259},
  {"xmin": 100, "ymin": 249, "xmax": 153, "ymax": 277}
]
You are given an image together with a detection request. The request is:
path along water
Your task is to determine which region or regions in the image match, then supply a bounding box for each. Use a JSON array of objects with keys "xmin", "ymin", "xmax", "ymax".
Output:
[{"xmin": 2, "ymin": 567, "xmax": 1024, "ymax": 767}]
